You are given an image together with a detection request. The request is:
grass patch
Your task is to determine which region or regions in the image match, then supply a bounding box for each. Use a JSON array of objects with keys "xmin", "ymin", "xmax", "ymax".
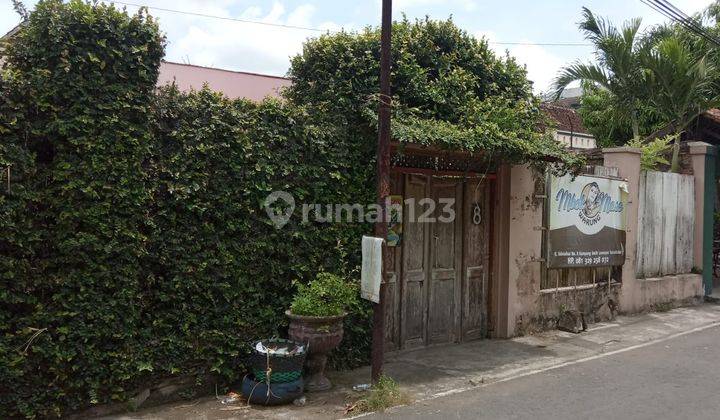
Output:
[
  {"xmin": 651, "ymin": 302, "xmax": 673, "ymax": 313},
  {"xmin": 347, "ymin": 375, "xmax": 410, "ymax": 414}
]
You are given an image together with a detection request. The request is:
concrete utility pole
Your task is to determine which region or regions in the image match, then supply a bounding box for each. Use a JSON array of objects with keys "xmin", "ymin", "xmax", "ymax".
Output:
[{"xmin": 371, "ymin": 0, "xmax": 392, "ymax": 383}]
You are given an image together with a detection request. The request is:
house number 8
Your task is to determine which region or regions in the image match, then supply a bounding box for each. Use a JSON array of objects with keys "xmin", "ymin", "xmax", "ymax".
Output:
[{"xmin": 472, "ymin": 203, "xmax": 482, "ymax": 225}]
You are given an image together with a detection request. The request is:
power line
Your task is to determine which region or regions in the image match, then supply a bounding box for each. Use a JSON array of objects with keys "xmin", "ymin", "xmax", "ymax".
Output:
[
  {"xmin": 645, "ymin": 0, "xmax": 708, "ymax": 38},
  {"xmin": 112, "ymin": 1, "xmax": 592, "ymax": 47},
  {"xmin": 657, "ymin": 0, "xmax": 720, "ymax": 44},
  {"xmin": 655, "ymin": 0, "xmax": 706, "ymax": 32},
  {"xmin": 639, "ymin": 0, "xmax": 720, "ymax": 46},
  {"xmin": 640, "ymin": 0, "xmax": 712, "ymax": 42},
  {"xmin": 489, "ymin": 41, "xmax": 591, "ymax": 46},
  {"xmin": 114, "ymin": 1, "xmax": 325, "ymax": 32}
]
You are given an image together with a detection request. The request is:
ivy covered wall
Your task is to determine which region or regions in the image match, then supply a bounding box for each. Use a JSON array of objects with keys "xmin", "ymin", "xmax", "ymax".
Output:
[
  {"xmin": 1, "ymin": 1, "xmax": 165, "ymax": 416},
  {"xmin": 0, "ymin": 2, "xmax": 581, "ymax": 417},
  {"xmin": 0, "ymin": 3, "xmax": 375, "ymax": 416}
]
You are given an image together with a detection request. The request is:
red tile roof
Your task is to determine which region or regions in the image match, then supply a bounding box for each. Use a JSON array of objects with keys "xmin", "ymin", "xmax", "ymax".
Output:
[
  {"xmin": 541, "ymin": 103, "xmax": 591, "ymax": 135},
  {"xmin": 703, "ymin": 108, "xmax": 720, "ymax": 124}
]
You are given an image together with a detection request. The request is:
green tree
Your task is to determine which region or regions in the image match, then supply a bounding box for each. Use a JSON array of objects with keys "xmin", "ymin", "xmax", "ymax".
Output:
[
  {"xmin": 572, "ymin": 3, "xmax": 720, "ymax": 158},
  {"xmin": 641, "ymin": 35, "xmax": 719, "ymax": 171},
  {"xmin": 554, "ymin": 7, "xmax": 647, "ymax": 140},
  {"xmin": 577, "ymin": 82, "xmax": 662, "ymax": 147}
]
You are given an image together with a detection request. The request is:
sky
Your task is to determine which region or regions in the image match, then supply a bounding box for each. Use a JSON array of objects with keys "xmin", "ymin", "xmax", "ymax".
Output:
[{"xmin": 1, "ymin": 0, "xmax": 717, "ymax": 93}]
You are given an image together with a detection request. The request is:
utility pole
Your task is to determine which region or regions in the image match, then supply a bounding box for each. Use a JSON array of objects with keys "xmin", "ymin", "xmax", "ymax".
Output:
[{"xmin": 371, "ymin": 0, "xmax": 392, "ymax": 383}]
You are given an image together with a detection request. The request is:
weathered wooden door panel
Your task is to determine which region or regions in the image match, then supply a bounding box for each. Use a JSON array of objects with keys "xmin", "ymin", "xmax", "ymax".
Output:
[
  {"xmin": 462, "ymin": 266, "xmax": 485, "ymax": 340},
  {"xmin": 462, "ymin": 180, "xmax": 489, "ymax": 341},
  {"xmin": 428, "ymin": 270, "xmax": 455, "ymax": 343},
  {"xmin": 427, "ymin": 179, "xmax": 462, "ymax": 344},
  {"xmin": 401, "ymin": 174, "xmax": 429, "ymax": 348}
]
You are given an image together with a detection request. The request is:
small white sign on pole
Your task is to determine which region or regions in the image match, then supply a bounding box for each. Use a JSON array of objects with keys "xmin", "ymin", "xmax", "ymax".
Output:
[{"xmin": 361, "ymin": 236, "xmax": 384, "ymax": 303}]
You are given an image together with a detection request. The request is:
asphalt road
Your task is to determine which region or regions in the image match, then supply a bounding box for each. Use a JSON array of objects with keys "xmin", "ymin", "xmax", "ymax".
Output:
[{"xmin": 371, "ymin": 325, "xmax": 720, "ymax": 420}]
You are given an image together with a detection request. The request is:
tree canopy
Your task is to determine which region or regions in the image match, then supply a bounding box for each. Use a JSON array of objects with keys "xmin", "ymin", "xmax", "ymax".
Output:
[
  {"xmin": 641, "ymin": 34, "xmax": 719, "ymax": 170},
  {"xmin": 288, "ymin": 17, "xmax": 584, "ymax": 172},
  {"xmin": 554, "ymin": 7, "xmax": 648, "ymax": 140},
  {"xmin": 578, "ymin": 81, "xmax": 663, "ymax": 147},
  {"xmin": 570, "ymin": 4, "xmax": 720, "ymax": 155}
]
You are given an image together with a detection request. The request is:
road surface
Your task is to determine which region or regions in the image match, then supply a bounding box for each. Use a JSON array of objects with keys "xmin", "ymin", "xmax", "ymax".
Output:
[{"xmin": 371, "ymin": 325, "xmax": 720, "ymax": 420}]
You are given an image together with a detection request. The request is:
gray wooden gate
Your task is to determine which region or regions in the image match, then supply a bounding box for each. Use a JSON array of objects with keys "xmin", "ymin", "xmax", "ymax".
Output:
[{"xmin": 636, "ymin": 170, "xmax": 695, "ymax": 278}]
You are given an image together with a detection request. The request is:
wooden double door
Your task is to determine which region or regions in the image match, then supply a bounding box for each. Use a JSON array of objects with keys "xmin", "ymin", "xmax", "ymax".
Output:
[{"xmin": 384, "ymin": 173, "xmax": 490, "ymax": 350}]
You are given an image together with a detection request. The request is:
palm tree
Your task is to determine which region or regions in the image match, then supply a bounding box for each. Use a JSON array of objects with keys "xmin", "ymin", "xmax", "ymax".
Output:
[
  {"xmin": 641, "ymin": 35, "xmax": 719, "ymax": 172},
  {"xmin": 553, "ymin": 7, "xmax": 647, "ymax": 140}
]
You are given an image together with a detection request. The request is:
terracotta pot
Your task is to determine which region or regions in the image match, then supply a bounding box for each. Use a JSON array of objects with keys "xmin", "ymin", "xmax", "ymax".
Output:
[{"xmin": 286, "ymin": 310, "xmax": 346, "ymax": 392}]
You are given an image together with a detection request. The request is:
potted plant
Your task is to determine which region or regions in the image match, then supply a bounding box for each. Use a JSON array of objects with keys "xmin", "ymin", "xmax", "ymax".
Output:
[{"xmin": 286, "ymin": 272, "xmax": 357, "ymax": 391}]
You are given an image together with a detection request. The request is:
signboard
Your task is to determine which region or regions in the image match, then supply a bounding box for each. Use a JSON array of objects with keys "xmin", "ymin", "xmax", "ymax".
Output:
[{"xmin": 547, "ymin": 174, "xmax": 628, "ymax": 268}]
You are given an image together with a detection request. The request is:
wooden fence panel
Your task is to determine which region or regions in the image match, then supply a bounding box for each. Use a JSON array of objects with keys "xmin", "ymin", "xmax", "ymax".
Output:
[
  {"xmin": 636, "ymin": 170, "xmax": 695, "ymax": 278},
  {"xmin": 636, "ymin": 169, "xmax": 647, "ymax": 277},
  {"xmin": 638, "ymin": 171, "xmax": 663, "ymax": 277},
  {"xmin": 675, "ymin": 175, "xmax": 695, "ymax": 273},
  {"xmin": 660, "ymin": 173, "xmax": 678, "ymax": 274}
]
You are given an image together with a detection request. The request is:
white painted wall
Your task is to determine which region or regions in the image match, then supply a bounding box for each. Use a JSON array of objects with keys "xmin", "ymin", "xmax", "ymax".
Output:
[{"xmin": 554, "ymin": 131, "xmax": 596, "ymax": 149}]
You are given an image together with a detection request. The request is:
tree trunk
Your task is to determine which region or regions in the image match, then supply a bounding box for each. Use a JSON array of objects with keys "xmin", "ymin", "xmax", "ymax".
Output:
[
  {"xmin": 631, "ymin": 110, "xmax": 640, "ymax": 140},
  {"xmin": 670, "ymin": 122, "xmax": 681, "ymax": 173},
  {"xmin": 670, "ymin": 138, "xmax": 681, "ymax": 173}
]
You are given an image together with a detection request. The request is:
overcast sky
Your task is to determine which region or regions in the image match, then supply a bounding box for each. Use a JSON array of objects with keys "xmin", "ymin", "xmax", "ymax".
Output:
[{"xmin": 1, "ymin": 0, "xmax": 717, "ymax": 92}]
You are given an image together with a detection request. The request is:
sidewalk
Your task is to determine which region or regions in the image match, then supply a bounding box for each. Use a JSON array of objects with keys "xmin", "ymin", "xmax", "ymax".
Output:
[{"xmin": 108, "ymin": 302, "xmax": 720, "ymax": 420}]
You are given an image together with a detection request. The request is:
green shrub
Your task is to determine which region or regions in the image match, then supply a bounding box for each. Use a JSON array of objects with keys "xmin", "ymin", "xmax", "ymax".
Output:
[
  {"xmin": 290, "ymin": 273, "xmax": 358, "ymax": 317},
  {"xmin": 146, "ymin": 85, "xmax": 372, "ymax": 382},
  {"xmin": 1, "ymin": 0, "xmax": 163, "ymax": 417},
  {"xmin": 287, "ymin": 17, "xmax": 585, "ymax": 173},
  {"xmin": 626, "ymin": 134, "xmax": 674, "ymax": 171}
]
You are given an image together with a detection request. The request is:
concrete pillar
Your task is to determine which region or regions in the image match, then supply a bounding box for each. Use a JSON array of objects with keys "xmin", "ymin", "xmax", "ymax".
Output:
[
  {"xmin": 603, "ymin": 147, "xmax": 642, "ymax": 312},
  {"xmin": 688, "ymin": 142, "xmax": 717, "ymax": 295},
  {"xmin": 492, "ymin": 164, "xmax": 512, "ymax": 338},
  {"xmin": 508, "ymin": 165, "xmax": 544, "ymax": 336},
  {"xmin": 493, "ymin": 164, "xmax": 544, "ymax": 337}
]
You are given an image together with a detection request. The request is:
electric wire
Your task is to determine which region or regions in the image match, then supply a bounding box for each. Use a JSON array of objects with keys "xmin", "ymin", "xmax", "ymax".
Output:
[
  {"xmin": 112, "ymin": 1, "xmax": 592, "ymax": 47},
  {"xmin": 640, "ymin": 0, "xmax": 720, "ymax": 46}
]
